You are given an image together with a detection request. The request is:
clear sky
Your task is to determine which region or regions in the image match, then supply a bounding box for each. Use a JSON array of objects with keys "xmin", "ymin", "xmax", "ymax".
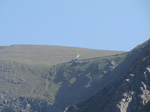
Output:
[{"xmin": 0, "ymin": 0, "xmax": 150, "ymax": 51}]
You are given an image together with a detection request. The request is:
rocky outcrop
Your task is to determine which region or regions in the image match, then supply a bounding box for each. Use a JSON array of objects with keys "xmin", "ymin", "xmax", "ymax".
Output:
[
  {"xmin": 0, "ymin": 96, "xmax": 51, "ymax": 112},
  {"xmin": 62, "ymin": 39, "xmax": 150, "ymax": 112}
]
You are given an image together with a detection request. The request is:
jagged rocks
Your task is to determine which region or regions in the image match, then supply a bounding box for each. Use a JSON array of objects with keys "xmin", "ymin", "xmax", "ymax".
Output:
[{"xmin": 0, "ymin": 96, "xmax": 52, "ymax": 112}]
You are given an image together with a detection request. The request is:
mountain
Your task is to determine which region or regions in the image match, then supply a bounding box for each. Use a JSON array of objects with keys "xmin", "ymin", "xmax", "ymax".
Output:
[
  {"xmin": 62, "ymin": 39, "xmax": 150, "ymax": 112},
  {"xmin": 0, "ymin": 45, "xmax": 126, "ymax": 112}
]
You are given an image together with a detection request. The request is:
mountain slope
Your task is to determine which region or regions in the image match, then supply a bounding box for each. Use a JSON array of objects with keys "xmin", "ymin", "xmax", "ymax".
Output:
[
  {"xmin": 0, "ymin": 45, "xmax": 124, "ymax": 65},
  {"xmin": 46, "ymin": 53, "xmax": 127, "ymax": 111},
  {"xmin": 0, "ymin": 48, "xmax": 127, "ymax": 112},
  {"xmin": 62, "ymin": 39, "xmax": 150, "ymax": 112}
]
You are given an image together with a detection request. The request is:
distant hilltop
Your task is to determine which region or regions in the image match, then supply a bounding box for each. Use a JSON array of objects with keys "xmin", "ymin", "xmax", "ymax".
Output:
[{"xmin": 0, "ymin": 45, "xmax": 125, "ymax": 65}]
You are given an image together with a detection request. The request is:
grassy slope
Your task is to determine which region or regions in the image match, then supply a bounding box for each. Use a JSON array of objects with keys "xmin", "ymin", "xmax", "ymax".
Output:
[
  {"xmin": 0, "ymin": 45, "xmax": 127, "ymax": 112},
  {"xmin": 0, "ymin": 53, "xmax": 128, "ymax": 112},
  {"xmin": 0, "ymin": 45, "xmax": 125, "ymax": 65}
]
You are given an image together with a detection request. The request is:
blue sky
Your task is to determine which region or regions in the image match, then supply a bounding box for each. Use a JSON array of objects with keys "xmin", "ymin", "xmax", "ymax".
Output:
[{"xmin": 0, "ymin": 0, "xmax": 150, "ymax": 51}]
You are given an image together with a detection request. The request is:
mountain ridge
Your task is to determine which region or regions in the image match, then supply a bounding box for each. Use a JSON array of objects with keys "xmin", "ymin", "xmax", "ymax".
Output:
[{"xmin": 62, "ymin": 39, "xmax": 150, "ymax": 112}]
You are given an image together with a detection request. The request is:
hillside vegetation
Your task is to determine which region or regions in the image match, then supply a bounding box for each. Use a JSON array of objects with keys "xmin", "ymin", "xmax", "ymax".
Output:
[
  {"xmin": 0, "ymin": 45, "xmax": 127, "ymax": 112},
  {"xmin": 0, "ymin": 45, "xmax": 124, "ymax": 65},
  {"xmin": 1, "ymin": 40, "xmax": 150, "ymax": 112}
]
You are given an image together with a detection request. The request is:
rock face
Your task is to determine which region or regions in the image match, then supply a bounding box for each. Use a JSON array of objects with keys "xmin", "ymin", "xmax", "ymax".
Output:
[
  {"xmin": 0, "ymin": 96, "xmax": 51, "ymax": 112},
  {"xmin": 62, "ymin": 39, "xmax": 150, "ymax": 112}
]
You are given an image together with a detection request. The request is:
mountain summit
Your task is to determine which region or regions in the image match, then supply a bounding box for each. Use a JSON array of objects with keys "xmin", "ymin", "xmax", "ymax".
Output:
[{"xmin": 62, "ymin": 39, "xmax": 150, "ymax": 112}]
